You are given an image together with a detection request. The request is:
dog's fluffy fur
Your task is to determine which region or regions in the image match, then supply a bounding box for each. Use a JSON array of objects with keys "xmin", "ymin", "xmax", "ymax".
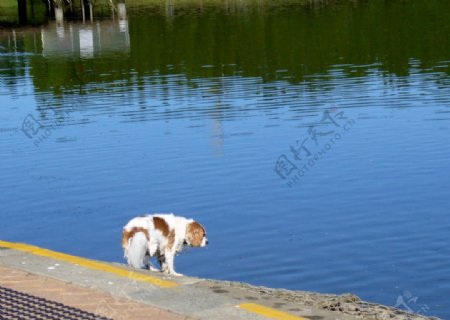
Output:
[{"xmin": 122, "ymin": 213, "xmax": 207, "ymax": 276}]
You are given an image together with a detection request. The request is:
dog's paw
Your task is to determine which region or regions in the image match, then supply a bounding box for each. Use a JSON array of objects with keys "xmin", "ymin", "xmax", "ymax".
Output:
[
  {"xmin": 164, "ymin": 270, "xmax": 183, "ymax": 277},
  {"xmin": 160, "ymin": 265, "xmax": 169, "ymax": 273},
  {"xmin": 170, "ymin": 271, "xmax": 183, "ymax": 277}
]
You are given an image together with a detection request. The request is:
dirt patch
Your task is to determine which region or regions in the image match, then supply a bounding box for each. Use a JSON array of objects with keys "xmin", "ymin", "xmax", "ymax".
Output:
[{"xmin": 206, "ymin": 279, "xmax": 440, "ymax": 320}]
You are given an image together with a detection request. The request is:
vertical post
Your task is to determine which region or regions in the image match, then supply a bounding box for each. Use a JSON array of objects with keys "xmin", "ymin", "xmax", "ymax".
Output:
[
  {"xmin": 47, "ymin": 0, "xmax": 55, "ymax": 16},
  {"xmin": 81, "ymin": 0, "xmax": 85, "ymax": 23},
  {"xmin": 12, "ymin": 30, "xmax": 17, "ymax": 53},
  {"xmin": 111, "ymin": 1, "xmax": 115, "ymax": 21},
  {"xmin": 29, "ymin": 0, "xmax": 35, "ymax": 21},
  {"xmin": 18, "ymin": 0, "xmax": 28, "ymax": 24},
  {"xmin": 117, "ymin": 0, "xmax": 128, "ymax": 33},
  {"xmin": 89, "ymin": 0, "xmax": 93, "ymax": 22},
  {"xmin": 117, "ymin": 0, "xmax": 127, "ymax": 20},
  {"xmin": 165, "ymin": 0, "xmax": 174, "ymax": 17},
  {"xmin": 55, "ymin": 6, "xmax": 64, "ymax": 25}
]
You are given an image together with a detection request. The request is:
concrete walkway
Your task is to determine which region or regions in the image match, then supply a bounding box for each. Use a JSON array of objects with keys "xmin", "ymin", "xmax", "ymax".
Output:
[
  {"xmin": 0, "ymin": 240, "xmax": 432, "ymax": 320},
  {"xmin": 0, "ymin": 264, "xmax": 187, "ymax": 320}
]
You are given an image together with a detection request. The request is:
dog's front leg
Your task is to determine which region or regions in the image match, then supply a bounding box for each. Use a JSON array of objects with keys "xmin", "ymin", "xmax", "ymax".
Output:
[
  {"xmin": 164, "ymin": 251, "xmax": 183, "ymax": 277},
  {"xmin": 157, "ymin": 254, "xmax": 168, "ymax": 273}
]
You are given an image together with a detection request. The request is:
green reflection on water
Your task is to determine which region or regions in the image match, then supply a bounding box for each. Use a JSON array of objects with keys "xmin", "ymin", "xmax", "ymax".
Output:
[
  {"xmin": 0, "ymin": 0, "xmax": 448, "ymax": 96},
  {"xmin": 0, "ymin": 0, "xmax": 47, "ymax": 26}
]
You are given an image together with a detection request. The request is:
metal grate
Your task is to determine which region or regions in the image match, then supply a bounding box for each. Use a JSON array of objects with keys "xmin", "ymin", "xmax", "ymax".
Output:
[{"xmin": 0, "ymin": 286, "xmax": 112, "ymax": 320}]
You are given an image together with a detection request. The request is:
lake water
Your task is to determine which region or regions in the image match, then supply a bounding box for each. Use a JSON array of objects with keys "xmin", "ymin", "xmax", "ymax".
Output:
[{"xmin": 0, "ymin": 0, "xmax": 449, "ymax": 318}]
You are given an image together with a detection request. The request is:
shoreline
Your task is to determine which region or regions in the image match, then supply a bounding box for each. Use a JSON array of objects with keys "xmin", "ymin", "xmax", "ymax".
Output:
[{"xmin": 206, "ymin": 279, "xmax": 439, "ymax": 320}]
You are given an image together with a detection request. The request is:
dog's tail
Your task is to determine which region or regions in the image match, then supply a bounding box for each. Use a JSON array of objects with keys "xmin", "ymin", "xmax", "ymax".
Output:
[
  {"xmin": 122, "ymin": 227, "xmax": 150, "ymax": 269},
  {"xmin": 122, "ymin": 228, "xmax": 131, "ymax": 251}
]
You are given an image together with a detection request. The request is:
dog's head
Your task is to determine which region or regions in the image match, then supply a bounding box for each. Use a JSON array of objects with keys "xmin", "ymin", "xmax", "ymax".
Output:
[{"xmin": 185, "ymin": 221, "xmax": 208, "ymax": 247}]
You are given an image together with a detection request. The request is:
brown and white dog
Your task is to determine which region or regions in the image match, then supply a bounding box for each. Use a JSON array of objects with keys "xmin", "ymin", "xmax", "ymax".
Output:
[{"xmin": 122, "ymin": 213, "xmax": 208, "ymax": 276}]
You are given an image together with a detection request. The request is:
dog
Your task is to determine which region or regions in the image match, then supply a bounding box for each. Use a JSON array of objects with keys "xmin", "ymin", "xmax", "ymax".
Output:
[{"xmin": 122, "ymin": 213, "xmax": 208, "ymax": 276}]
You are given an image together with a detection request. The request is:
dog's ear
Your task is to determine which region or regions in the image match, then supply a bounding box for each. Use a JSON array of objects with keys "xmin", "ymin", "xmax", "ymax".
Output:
[{"xmin": 186, "ymin": 221, "xmax": 206, "ymax": 247}]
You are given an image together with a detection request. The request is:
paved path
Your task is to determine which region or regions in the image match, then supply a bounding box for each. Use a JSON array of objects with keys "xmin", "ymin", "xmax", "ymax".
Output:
[
  {"xmin": 0, "ymin": 240, "xmax": 410, "ymax": 320},
  {"xmin": 0, "ymin": 264, "xmax": 188, "ymax": 320}
]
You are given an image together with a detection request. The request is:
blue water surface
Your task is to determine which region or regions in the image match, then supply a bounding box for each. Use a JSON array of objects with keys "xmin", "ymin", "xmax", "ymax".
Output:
[{"xmin": 0, "ymin": 1, "xmax": 449, "ymax": 318}]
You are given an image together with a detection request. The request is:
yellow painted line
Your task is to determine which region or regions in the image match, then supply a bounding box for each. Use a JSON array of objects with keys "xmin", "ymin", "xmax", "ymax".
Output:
[
  {"xmin": 239, "ymin": 303, "xmax": 309, "ymax": 320},
  {"xmin": 0, "ymin": 240, "xmax": 178, "ymax": 288}
]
